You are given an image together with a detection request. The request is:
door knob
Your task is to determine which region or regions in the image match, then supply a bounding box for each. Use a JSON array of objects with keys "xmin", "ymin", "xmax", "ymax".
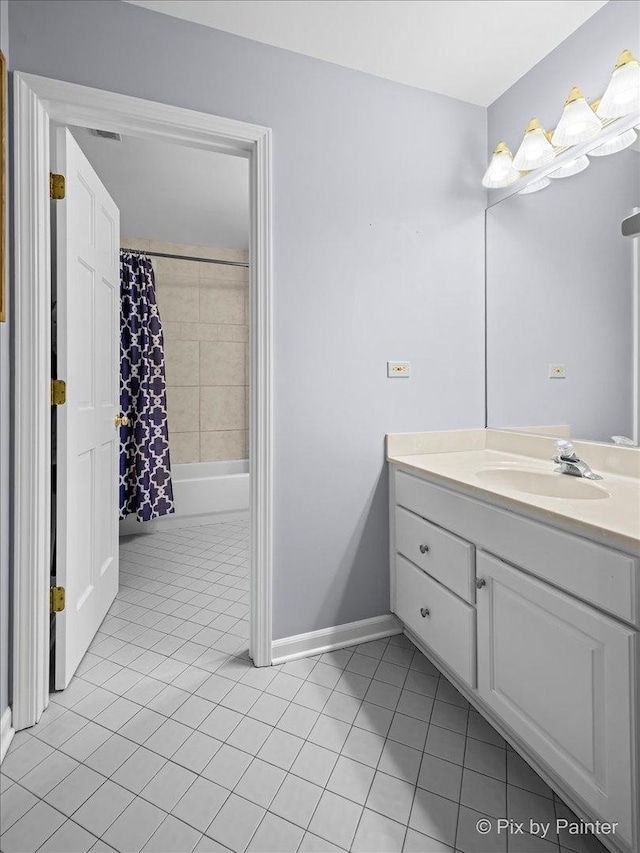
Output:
[
  {"xmin": 115, "ymin": 414, "xmax": 130, "ymax": 427},
  {"xmin": 475, "ymin": 578, "xmax": 486, "ymax": 589},
  {"xmin": 419, "ymin": 544, "xmax": 429, "ymax": 554},
  {"xmin": 420, "ymin": 607, "xmax": 430, "ymax": 618}
]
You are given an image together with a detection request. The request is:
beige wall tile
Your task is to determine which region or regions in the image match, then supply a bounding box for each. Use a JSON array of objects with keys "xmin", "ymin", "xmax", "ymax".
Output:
[
  {"xmin": 169, "ymin": 432, "xmax": 200, "ymax": 464},
  {"xmin": 218, "ymin": 324, "xmax": 248, "ymax": 342},
  {"xmin": 121, "ymin": 236, "xmax": 150, "ymax": 250},
  {"xmin": 166, "ymin": 386, "xmax": 199, "ymax": 433},
  {"xmin": 162, "ymin": 322, "xmax": 182, "ymax": 341},
  {"xmin": 156, "ymin": 285, "xmax": 199, "ymax": 323},
  {"xmin": 181, "ymin": 323, "xmax": 218, "ymax": 341},
  {"xmin": 200, "ymin": 263, "xmax": 248, "ymax": 284},
  {"xmin": 200, "ymin": 386, "xmax": 246, "ymax": 432},
  {"xmin": 201, "ymin": 430, "xmax": 247, "ymax": 462},
  {"xmin": 200, "ymin": 286, "xmax": 245, "ymax": 325},
  {"xmin": 200, "ymin": 341, "xmax": 246, "ymax": 386},
  {"xmin": 165, "ymin": 340, "xmax": 199, "ymax": 386}
]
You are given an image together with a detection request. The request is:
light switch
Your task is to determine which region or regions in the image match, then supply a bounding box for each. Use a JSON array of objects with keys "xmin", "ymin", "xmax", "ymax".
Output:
[
  {"xmin": 548, "ymin": 364, "xmax": 567, "ymax": 379},
  {"xmin": 388, "ymin": 361, "xmax": 410, "ymax": 378}
]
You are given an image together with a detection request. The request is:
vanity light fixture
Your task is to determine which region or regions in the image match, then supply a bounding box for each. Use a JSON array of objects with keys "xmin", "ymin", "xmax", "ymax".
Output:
[
  {"xmin": 589, "ymin": 127, "xmax": 637, "ymax": 156},
  {"xmin": 481, "ymin": 141, "xmax": 521, "ymax": 189},
  {"xmin": 551, "ymin": 87, "xmax": 602, "ymax": 147},
  {"xmin": 597, "ymin": 50, "xmax": 640, "ymax": 118},
  {"xmin": 548, "ymin": 154, "xmax": 590, "ymax": 179},
  {"xmin": 518, "ymin": 176, "xmax": 551, "ymax": 195},
  {"xmin": 513, "ymin": 118, "xmax": 556, "ymax": 170}
]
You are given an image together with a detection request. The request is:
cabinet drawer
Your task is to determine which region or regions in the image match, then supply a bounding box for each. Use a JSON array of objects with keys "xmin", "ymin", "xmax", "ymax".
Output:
[
  {"xmin": 394, "ymin": 468, "xmax": 640, "ymax": 625},
  {"xmin": 396, "ymin": 506, "xmax": 474, "ymax": 602},
  {"xmin": 395, "ymin": 554, "xmax": 476, "ymax": 687}
]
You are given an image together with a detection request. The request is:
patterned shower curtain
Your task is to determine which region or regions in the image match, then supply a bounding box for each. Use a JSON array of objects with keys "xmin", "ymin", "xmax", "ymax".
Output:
[{"xmin": 119, "ymin": 251, "xmax": 175, "ymax": 522}]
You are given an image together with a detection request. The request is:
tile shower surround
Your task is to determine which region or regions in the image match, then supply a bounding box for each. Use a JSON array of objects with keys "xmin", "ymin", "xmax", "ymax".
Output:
[
  {"xmin": 121, "ymin": 238, "xmax": 249, "ymax": 465},
  {"xmin": 0, "ymin": 521, "xmax": 609, "ymax": 853}
]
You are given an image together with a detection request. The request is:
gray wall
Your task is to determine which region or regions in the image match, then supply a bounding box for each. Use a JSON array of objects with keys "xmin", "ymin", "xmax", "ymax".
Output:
[
  {"xmin": 488, "ymin": 0, "xmax": 640, "ymax": 156},
  {"xmin": 7, "ymin": 1, "xmax": 486, "ymax": 642},
  {"xmin": 0, "ymin": 0, "xmax": 10, "ymax": 723},
  {"xmin": 486, "ymin": 149, "xmax": 638, "ymax": 440}
]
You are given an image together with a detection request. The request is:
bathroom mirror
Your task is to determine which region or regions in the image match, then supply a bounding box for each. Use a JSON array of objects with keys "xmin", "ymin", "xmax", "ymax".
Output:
[{"xmin": 485, "ymin": 144, "xmax": 640, "ymax": 444}]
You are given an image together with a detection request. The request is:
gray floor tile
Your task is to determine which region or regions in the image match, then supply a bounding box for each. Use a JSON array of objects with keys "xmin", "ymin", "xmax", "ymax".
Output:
[
  {"xmin": 83, "ymin": 733, "xmax": 138, "ymax": 777},
  {"xmin": 172, "ymin": 777, "xmax": 229, "ymax": 832},
  {"xmin": 102, "ymin": 797, "xmax": 166, "ymax": 853},
  {"xmin": 270, "ymin": 773, "xmax": 323, "ymax": 828},
  {"xmin": 409, "ymin": 788, "xmax": 459, "ymax": 847},
  {"xmin": 206, "ymin": 793, "xmax": 265, "ymax": 852},
  {"xmin": 0, "ymin": 800, "xmax": 66, "ymax": 853},
  {"xmin": 246, "ymin": 813, "xmax": 304, "ymax": 853},
  {"xmin": 172, "ymin": 731, "xmax": 223, "ymax": 775},
  {"xmin": 464, "ymin": 737, "xmax": 507, "ymax": 782},
  {"xmin": 0, "ymin": 783, "xmax": 39, "ymax": 832},
  {"xmin": 326, "ymin": 755, "xmax": 375, "ymax": 805},
  {"xmin": 298, "ymin": 831, "xmax": 346, "ymax": 852},
  {"xmin": 257, "ymin": 729, "xmax": 304, "ymax": 770},
  {"xmin": 72, "ymin": 780, "xmax": 135, "ymax": 837},
  {"xmin": 112, "ymin": 747, "xmax": 167, "ymax": 794},
  {"xmin": 424, "ymin": 724, "xmax": 466, "ymax": 765},
  {"xmin": 352, "ymin": 808, "xmax": 407, "ymax": 852},
  {"xmin": 403, "ymin": 828, "xmax": 455, "ymax": 852},
  {"xmin": 455, "ymin": 804, "xmax": 507, "ymax": 852},
  {"xmin": 44, "ymin": 765, "xmax": 105, "ymax": 816},
  {"xmin": 308, "ymin": 790, "xmax": 363, "ymax": 850},
  {"xmin": 141, "ymin": 760, "xmax": 197, "ymax": 810},
  {"xmin": 19, "ymin": 749, "xmax": 78, "ymax": 797},
  {"xmin": 461, "ymin": 766, "xmax": 508, "ymax": 819},
  {"xmin": 291, "ymin": 741, "xmax": 338, "ymax": 786},
  {"xmin": 202, "ymin": 743, "xmax": 252, "ymax": 788},
  {"xmin": 341, "ymin": 727, "xmax": 385, "ymax": 768},
  {"xmin": 378, "ymin": 739, "xmax": 422, "ymax": 784},
  {"xmin": 234, "ymin": 759, "xmax": 286, "ymax": 809},
  {"xmin": 38, "ymin": 820, "xmax": 98, "ymax": 853},
  {"xmin": 366, "ymin": 770, "xmax": 415, "ymax": 824},
  {"xmin": 141, "ymin": 815, "xmax": 202, "ymax": 852}
]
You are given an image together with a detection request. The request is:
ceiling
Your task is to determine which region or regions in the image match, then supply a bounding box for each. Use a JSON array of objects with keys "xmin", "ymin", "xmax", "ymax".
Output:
[
  {"xmin": 125, "ymin": 0, "xmax": 608, "ymax": 107},
  {"xmin": 72, "ymin": 128, "xmax": 249, "ymax": 249}
]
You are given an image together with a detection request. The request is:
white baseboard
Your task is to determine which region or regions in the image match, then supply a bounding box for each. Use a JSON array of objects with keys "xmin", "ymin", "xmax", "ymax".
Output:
[
  {"xmin": 0, "ymin": 706, "xmax": 15, "ymax": 764},
  {"xmin": 271, "ymin": 613, "xmax": 402, "ymax": 665}
]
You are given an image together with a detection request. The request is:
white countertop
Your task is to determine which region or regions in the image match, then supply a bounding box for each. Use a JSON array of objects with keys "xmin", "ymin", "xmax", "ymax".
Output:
[{"xmin": 387, "ymin": 430, "xmax": 640, "ymax": 554}]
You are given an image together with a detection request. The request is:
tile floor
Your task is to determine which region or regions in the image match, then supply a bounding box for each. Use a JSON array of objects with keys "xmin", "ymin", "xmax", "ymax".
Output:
[{"xmin": 1, "ymin": 521, "xmax": 609, "ymax": 853}]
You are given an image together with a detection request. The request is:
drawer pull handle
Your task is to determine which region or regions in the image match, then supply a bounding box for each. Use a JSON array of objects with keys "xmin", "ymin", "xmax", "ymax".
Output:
[
  {"xmin": 419, "ymin": 544, "xmax": 429, "ymax": 554},
  {"xmin": 420, "ymin": 607, "xmax": 430, "ymax": 618},
  {"xmin": 475, "ymin": 578, "xmax": 486, "ymax": 589}
]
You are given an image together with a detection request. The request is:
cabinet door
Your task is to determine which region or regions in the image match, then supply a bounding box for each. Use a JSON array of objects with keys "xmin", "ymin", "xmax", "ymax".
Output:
[{"xmin": 476, "ymin": 551, "xmax": 637, "ymax": 849}]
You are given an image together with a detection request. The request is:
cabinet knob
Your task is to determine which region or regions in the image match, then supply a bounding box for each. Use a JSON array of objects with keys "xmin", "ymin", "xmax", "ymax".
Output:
[
  {"xmin": 420, "ymin": 607, "xmax": 430, "ymax": 618},
  {"xmin": 419, "ymin": 544, "xmax": 429, "ymax": 554},
  {"xmin": 475, "ymin": 578, "xmax": 486, "ymax": 589}
]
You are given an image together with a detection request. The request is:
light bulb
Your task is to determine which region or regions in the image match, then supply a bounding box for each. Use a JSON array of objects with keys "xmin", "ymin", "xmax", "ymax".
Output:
[
  {"xmin": 589, "ymin": 127, "xmax": 637, "ymax": 156},
  {"xmin": 551, "ymin": 87, "xmax": 602, "ymax": 147},
  {"xmin": 482, "ymin": 142, "xmax": 520, "ymax": 189},
  {"xmin": 597, "ymin": 50, "xmax": 640, "ymax": 119},
  {"xmin": 513, "ymin": 119, "xmax": 556, "ymax": 170},
  {"xmin": 518, "ymin": 177, "xmax": 551, "ymax": 195},
  {"xmin": 548, "ymin": 155, "xmax": 590, "ymax": 179}
]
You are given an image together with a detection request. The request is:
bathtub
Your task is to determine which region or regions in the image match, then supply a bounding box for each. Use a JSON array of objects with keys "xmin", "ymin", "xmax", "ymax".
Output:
[{"xmin": 119, "ymin": 459, "xmax": 249, "ymax": 536}]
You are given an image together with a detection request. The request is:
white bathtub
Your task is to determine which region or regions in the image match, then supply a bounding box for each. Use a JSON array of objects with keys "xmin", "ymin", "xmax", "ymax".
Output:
[{"xmin": 119, "ymin": 459, "xmax": 249, "ymax": 536}]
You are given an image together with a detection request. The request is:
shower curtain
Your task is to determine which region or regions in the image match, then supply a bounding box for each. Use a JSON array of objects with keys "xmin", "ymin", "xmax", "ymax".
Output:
[{"xmin": 119, "ymin": 251, "xmax": 175, "ymax": 522}]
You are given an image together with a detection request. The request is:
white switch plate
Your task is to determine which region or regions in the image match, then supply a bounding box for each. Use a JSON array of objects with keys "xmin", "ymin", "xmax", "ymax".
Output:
[
  {"xmin": 548, "ymin": 364, "xmax": 567, "ymax": 379},
  {"xmin": 388, "ymin": 361, "xmax": 410, "ymax": 378}
]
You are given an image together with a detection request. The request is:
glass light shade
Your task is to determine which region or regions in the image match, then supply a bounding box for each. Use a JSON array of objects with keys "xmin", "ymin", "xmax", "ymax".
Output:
[
  {"xmin": 513, "ymin": 119, "xmax": 556, "ymax": 170},
  {"xmin": 482, "ymin": 142, "xmax": 520, "ymax": 189},
  {"xmin": 597, "ymin": 51, "xmax": 640, "ymax": 118},
  {"xmin": 548, "ymin": 154, "xmax": 590, "ymax": 179},
  {"xmin": 551, "ymin": 88, "xmax": 602, "ymax": 147},
  {"xmin": 589, "ymin": 127, "xmax": 637, "ymax": 156},
  {"xmin": 518, "ymin": 177, "xmax": 551, "ymax": 195}
]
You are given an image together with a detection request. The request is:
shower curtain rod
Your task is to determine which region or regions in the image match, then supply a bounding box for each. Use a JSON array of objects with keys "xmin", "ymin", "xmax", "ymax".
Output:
[{"xmin": 122, "ymin": 248, "xmax": 249, "ymax": 269}]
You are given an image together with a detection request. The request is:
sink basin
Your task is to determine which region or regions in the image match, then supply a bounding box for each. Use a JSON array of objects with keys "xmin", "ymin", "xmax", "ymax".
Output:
[{"xmin": 475, "ymin": 468, "xmax": 610, "ymax": 500}]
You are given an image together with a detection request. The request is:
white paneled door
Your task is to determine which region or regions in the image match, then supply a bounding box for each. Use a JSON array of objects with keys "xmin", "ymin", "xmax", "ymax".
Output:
[{"xmin": 54, "ymin": 128, "xmax": 120, "ymax": 689}]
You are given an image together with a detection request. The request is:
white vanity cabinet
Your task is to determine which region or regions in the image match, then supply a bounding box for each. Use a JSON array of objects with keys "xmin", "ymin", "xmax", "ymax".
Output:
[{"xmin": 389, "ymin": 465, "xmax": 640, "ymax": 853}]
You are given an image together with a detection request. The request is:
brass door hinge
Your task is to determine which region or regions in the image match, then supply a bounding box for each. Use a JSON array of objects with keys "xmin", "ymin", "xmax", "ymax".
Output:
[
  {"xmin": 51, "ymin": 379, "xmax": 66, "ymax": 406},
  {"xmin": 49, "ymin": 173, "xmax": 65, "ymax": 200},
  {"xmin": 50, "ymin": 586, "xmax": 65, "ymax": 613}
]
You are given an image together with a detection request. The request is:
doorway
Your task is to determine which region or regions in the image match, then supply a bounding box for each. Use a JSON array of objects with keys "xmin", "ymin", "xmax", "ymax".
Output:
[{"xmin": 12, "ymin": 73, "xmax": 274, "ymax": 731}]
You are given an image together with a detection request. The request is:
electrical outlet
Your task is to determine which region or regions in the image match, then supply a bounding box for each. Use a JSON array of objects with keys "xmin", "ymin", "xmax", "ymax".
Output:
[
  {"xmin": 388, "ymin": 361, "xmax": 410, "ymax": 378},
  {"xmin": 548, "ymin": 364, "xmax": 567, "ymax": 379}
]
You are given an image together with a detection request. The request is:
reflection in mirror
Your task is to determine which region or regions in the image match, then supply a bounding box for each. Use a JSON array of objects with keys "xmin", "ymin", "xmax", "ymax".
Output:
[{"xmin": 486, "ymin": 143, "xmax": 640, "ymax": 444}]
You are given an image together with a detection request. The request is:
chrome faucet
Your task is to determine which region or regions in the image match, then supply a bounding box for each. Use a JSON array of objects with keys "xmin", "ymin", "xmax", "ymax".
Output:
[{"xmin": 553, "ymin": 440, "xmax": 602, "ymax": 481}]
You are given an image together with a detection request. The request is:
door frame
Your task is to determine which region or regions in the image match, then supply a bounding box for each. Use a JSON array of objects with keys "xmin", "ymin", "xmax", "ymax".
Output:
[{"xmin": 12, "ymin": 72, "xmax": 274, "ymax": 730}]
